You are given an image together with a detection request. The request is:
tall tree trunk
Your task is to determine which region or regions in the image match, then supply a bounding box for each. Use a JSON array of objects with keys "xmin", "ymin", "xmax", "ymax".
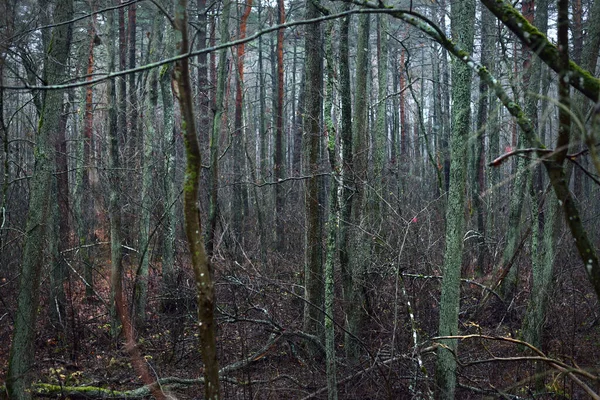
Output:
[
  {"xmin": 174, "ymin": 0, "xmax": 221, "ymax": 397},
  {"xmin": 207, "ymin": 0, "xmax": 231, "ymax": 257},
  {"xmin": 323, "ymin": 20, "xmax": 338, "ymax": 399},
  {"xmin": 50, "ymin": 102, "xmax": 71, "ymax": 328},
  {"xmin": 109, "ymin": 0, "xmax": 125, "ymax": 340},
  {"xmin": 128, "ymin": 2, "xmax": 138, "ymax": 160},
  {"xmin": 257, "ymin": 0, "xmax": 268, "ymax": 180},
  {"xmin": 303, "ymin": 0, "xmax": 324, "ymax": 340},
  {"xmin": 160, "ymin": 59, "xmax": 177, "ymax": 310},
  {"xmin": 6, "ymin": 0, "xmax": 74, "ymax": 396},
  {"xmin": 374, "ymin": 15, "xmax": 388, "ymax": 222},
  {"xmin": 274, "ymin": 0, "xmax": 285, "ymax": 252},
  {"xmin": 197, "ymin": 0, "xmax": 210, "ymax": 215},
  {"xmin": 338, "ymin": 2, "xmax": 354, "ymax": 365},
  {"xmin": 522, "ymin": 0, "xmax": 549, "ymax": 357},
  {"xmin": 80, "ymin": 12, "xmax": 99, "ymax": 299},
  {"xmin": 134, "ymin": 15, "xmax": 162, "ymax": 329},
  {"xmin": 232, "ymin": 0, "xmax": 253, "ymax": 257},
  {"xmin": 472, "ymin": 4, "xmax": 495, "ymax": 273},
  {"xmin": 346, "ymin": 13, "xmax": 370, "ymax": 362},
  {"xmin": 435, "ymin": 0, "xmax": 475, "ymax": 395}
]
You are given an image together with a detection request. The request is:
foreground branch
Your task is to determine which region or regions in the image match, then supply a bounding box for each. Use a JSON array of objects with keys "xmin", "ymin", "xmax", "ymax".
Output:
[{"xmin": 433, "ymin": 335, "xmax": 600, "ymax": 399}]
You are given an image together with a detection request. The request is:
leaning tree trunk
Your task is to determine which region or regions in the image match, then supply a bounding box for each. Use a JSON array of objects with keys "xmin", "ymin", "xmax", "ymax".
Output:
[
  {"xmin": 173, "ymin": 0, "xmax": 221, "ymax": 397},
  {"xmin": 435, "ymin": 0, "xmax": 475, "ymax": 396},
  {"xmin": 6, "ymin": 0, "xmax": 73, "ymax": 397}
]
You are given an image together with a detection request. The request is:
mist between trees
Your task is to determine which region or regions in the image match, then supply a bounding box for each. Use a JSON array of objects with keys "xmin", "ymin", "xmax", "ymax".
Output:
[{"xmin": 1, "ymin": 0, "xmax": 600, "ymax": 398}]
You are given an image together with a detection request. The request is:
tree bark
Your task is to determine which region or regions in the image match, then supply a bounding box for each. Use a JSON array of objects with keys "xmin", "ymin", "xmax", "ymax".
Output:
[
  {"xmin": 207, "ymin": 0, "xmax": 231, "ymax": 257},
  {"xmin": 7, "ymin": 0, "xmax": 74, "ymax": 396},
  {"xmin": 435, "ymin": 0, "xmax": 475, "ymax": 395},
  {"xmin": 274, "ymin": 0, "xmax": 286, "ymax": 252},
  {"xmin": 174, "ymin": 0, "xmax": 221, "ymax": 397},
  {"xmin": 346, "ymin": 13, "xmax": 370, "ymax": 362},
  {"xmin": 303, "ymin": 0, "xmax": 325, "ymax": 341}
]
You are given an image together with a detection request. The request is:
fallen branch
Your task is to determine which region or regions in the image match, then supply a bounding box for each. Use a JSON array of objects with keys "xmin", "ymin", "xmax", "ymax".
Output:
[{"xmin": 433, "ymin": 334, "xmax": 600, "ymax": 399}]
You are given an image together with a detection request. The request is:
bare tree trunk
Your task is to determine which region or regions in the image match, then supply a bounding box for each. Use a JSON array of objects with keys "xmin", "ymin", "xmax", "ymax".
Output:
[
  {"xmin": 207, "ymin": 0, "xmax": 231, "ymax": 257},
  {"xmin": 274, "ymin": 0, "xmax": 285, "ymax": 252},
  {"xmin": 232, "ymin": 0, "xmax": 253, "ymax": 257},
  {"xmin": 134, "ymin": 15, "xmax": 162, "ymax": 329},
  {"xmin": 303, "ymin": 0, "xmax": 324, "ymax": 341},
  {"xmin": 346, "ymin": 13, "xmax": 370, "ymax": 362}
]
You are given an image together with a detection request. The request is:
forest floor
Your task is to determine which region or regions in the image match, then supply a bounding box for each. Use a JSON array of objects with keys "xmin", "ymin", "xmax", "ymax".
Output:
[{"xmin": 1, "ymin": 242, "xmax": 600, "ymax": 399}]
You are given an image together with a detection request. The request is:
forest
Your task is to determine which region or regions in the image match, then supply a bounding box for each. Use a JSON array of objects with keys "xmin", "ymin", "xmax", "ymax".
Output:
[{"xmin": 1, "ymin": 0, "xmax": 600, "ymax": 398}]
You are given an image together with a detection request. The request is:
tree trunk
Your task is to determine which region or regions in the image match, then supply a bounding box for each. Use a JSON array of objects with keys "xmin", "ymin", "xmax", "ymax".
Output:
[
  {"xmin": 322, "ymin": 19, "xmax": 339, "ymax": 399},
  {"xmin": 435, "ymin": 0, "xmax": 475, "ymax": 395},
  {"xmin": 174, "ymin": 0, "xmax": 221, "ymax": 397},
  {"xmin": 160, "ymin": 58, "xmax": 177, "ymax": 311},
  {"xmin": 232, "ymin": 0, "xmax": 253, "ymax": 258},
  {"xmin": 274, "ymin": 0, "xmax": 285, "ymax": 252},
  {"xmin": 207, "ymin": 0, "xmax": 231, "ymax": 257},
  {"xmin": 338, "ymin": 2, "xmax": 354, "ymax": 366},
  {"xmin": 472, "ymin": 3, "xmax": 494, "ymax": 274},
  {"xmin": 374, "ymin": 15, "xmax": 388, "ymax": 220},
  {"xmin": 7, "ymin": 0, "xmax": 74, "ymax": 396},
  {"xmin": 134, "ymin": 15, "xmax": 162, "ymax": 329},
  {"xmin": 302, "ymin": 0, "xmax": 324, "ymax": 341},
  {"xmin": 346, "ymin": 13, "xmax": 370, "ymax": 362}
]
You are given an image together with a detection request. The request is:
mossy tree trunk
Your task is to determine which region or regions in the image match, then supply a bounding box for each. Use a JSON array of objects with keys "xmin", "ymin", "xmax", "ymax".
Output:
[
  {"xmin": 435, "ymin": 0, "xmax": 475, "ymax": 395},
  {"xmin": 6, "ymin": 0, "xmax": 74, "ymax": 396},
  {"xmin": 345, "ymin": 12, "xmax": 370, "ymax": 362},
  {"xmin": 173, "ymin": 0, "xmax": 221, "ymax": 397},
  {"xmin": 324, "ymin": 18, "xmax": 339, "ymax": 400}
]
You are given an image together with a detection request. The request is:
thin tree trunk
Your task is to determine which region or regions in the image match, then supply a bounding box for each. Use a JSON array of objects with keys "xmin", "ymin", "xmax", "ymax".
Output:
[
  {"xmin": 274, "ymin": 0, "xmax": 285, "ymax": 252},
  {"xmin": 232, "ymin": 0, "xmax": 253, "ymax": 257},
  {"xmin": 134, "ymin": 15, "xmax": 162, "ymax": 329},
  {"xmin": 324, "ymin": 18, "xmax": 339, "ymax": 400},
  {"xmin": 338, "ymin": 2, "xmax": 354, "ymax": 367},
  {"xmin": 160, "ymin": 59, "xmax": 177, "ymax": 311},
  {"xmin": 174, "ymin": 0, "xmax": 221, "ymax": 397},
  {"xmin": 374, "ymin": 15, "xmax": 388, "ymax": 221},
  {"xmin": 207, "ymin": 0, "xmax": 231, "ymax": 257},
  {"xmin": 473, "ymin": 4, "xmax": 495, "ymax": 273}
]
